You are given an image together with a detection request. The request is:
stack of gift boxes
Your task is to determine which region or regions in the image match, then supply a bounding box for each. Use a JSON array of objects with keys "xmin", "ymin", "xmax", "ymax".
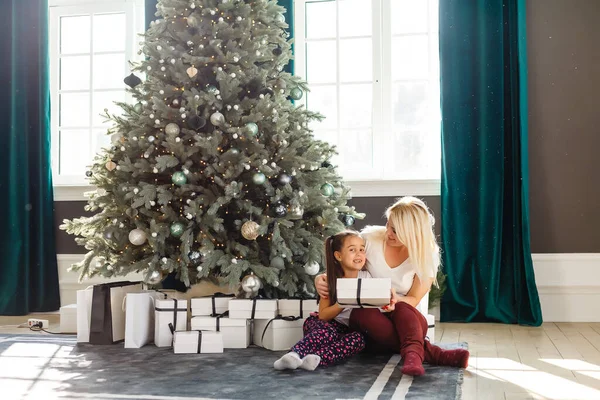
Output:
[
  {"xmin": 156, "ymin": 294, "xmax": 318, "ymax": 354},
  {"xmin": 71, "ymin": 277, "xmax": 434, "ymax": 353}
]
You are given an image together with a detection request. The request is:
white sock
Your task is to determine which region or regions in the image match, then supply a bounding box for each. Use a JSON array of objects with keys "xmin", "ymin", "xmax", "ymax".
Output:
[
  {"xmin": 274, "ymin": 352, "xmax": 303, "ymax": 370},
  {"xmin": 300, "ymin": 354, "xmax": 321, "ymax": 371}
]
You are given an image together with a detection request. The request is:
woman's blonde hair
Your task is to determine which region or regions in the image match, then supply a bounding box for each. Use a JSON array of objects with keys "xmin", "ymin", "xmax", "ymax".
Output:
[{"xmin": 385, "ymin": 196, "xmax": 440, "ymax": 284}]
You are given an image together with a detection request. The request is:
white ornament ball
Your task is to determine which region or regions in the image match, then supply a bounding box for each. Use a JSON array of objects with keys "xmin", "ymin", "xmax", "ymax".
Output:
[
  {"xmin": 151, "ymin": 232, "xmax": 157, "ymax": 237},
  {"xmin": 157, "ymin": 45, "xmax": 162, "ymax": 51},
  {"xmin": 241, "ymin": 221, "xmax": 260, "ymax": 240},
  {"xmin": 304, "ymin": 261, "xmax": 320, "ymax": 275},
  {"xmin": 128, "ymin": 229, "xmax": 147, "ymax": 246}
]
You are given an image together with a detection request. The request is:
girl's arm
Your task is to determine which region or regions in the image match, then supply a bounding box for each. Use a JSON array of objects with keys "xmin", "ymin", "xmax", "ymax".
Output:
[
  {"xmin": 317, "ymin": 294, "xmax": 344, "ymax": 321},
  {"xmin": 396, "ymin": 275, "xmax": 434, "ymax": 308}
]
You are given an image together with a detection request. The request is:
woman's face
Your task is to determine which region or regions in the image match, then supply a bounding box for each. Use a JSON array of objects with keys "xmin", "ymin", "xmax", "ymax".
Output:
[{"xmin": 385, "ymin": 222, "xmax": 402, "ymax": 247}]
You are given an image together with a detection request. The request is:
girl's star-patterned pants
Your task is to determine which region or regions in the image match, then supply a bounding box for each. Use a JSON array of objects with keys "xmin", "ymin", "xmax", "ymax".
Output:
[{"xmin": 291, "ymin": 315, "xmax": 366, "ymax": 367}]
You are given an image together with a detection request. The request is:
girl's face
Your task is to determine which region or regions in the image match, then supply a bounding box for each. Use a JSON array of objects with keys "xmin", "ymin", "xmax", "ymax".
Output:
[
  {"xmin": 334, "ymin": 235, "xmax": 366, "ymax": 271},
  {"xmin": 385, "ymin": 222, "xmax": 402, "ymax": 247}
]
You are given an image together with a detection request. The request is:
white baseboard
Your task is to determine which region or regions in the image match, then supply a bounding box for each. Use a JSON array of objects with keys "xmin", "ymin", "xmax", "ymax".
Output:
[
  {"xmin": 57, "ymin": 254, "xmax": 144, "ymax": 306},
  {"xmin": 532, "ymin": 253, "xmax": 600, "ymax": 322}
]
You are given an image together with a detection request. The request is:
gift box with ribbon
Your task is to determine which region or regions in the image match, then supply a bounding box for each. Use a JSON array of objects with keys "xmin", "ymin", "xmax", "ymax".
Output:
[
  {"xmin": 277, "ymin": 299, "xmax": 318, "ymax": 319},
  {"xmin": 172, "ymin": 329, "xmax": 224, "ymax": 354},
  {"xmin": 190, "ymin": 312, "xmax": 250, "ymax": 348},
  {"xmin": 191, "ymin": 293, "xmax": 235, "ymax": 317},
  {"xmin": 228, "ymin": 298, "xmax": 277, "ymax": 320},
  {"xmin": 253, "ymin": 315, "xmax": 304, "ymax": 351},
  {"xmin": 154, "ymin": 298, "xmax": 188, "ymax": 347},
  {"xmin": 336, "ymin": 278, "xmax": 391, "ymax": 308}
]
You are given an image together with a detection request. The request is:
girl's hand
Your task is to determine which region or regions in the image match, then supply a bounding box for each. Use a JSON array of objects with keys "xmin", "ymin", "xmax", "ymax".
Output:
[
  {"xmin": 382, "ymin": 288, "xmax": 399, "ymax": 312},
  {"xmin": 314, "ymin": 274, "xmax": 329, "ymax": 299}
]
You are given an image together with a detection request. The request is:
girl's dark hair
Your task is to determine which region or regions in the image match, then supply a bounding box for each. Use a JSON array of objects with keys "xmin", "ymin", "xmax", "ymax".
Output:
[{"xmin": 325, "ymin": 230, "xmax": 360, "ymax": 304}]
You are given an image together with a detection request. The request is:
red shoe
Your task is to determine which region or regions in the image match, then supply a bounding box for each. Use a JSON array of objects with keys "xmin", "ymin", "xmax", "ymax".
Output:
[
  {"xmin": 424, "ymin": 340, "xmax": 469, "ymax": 368},
  {"xmin": 401, "ymin": 352, "xmax": 425, "ymax": 376}
]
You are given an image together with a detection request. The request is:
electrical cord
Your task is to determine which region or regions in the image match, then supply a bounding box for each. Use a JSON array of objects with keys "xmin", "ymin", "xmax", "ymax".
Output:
[{"xmin": 29, "ymin": 322, "xmax": 60, "ymax": 335}]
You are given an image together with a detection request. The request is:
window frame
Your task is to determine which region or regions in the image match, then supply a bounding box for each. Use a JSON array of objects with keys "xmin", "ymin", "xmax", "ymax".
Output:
[
  {"xmin": 50, "ymin": 0, "xmax": 144, "ymax": 200},
  {"xmin": 294, "ymin": 0, "xmax": 441, "ymax": 197}
]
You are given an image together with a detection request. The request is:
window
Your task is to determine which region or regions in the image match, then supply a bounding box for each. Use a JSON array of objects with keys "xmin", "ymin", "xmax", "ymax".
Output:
[
  {"xmin": 49, "ymin": 0, "xmax": 143, "ymax": 186},
  {"xmin": 294, "ymin": 0, "xmax": 440, "ymax": 194}
]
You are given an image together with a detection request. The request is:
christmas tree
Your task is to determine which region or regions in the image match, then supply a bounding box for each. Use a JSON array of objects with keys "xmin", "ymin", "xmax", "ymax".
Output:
[{"xmin": 61, "ymin": 0, "xmax": 364, "ymax": 298}]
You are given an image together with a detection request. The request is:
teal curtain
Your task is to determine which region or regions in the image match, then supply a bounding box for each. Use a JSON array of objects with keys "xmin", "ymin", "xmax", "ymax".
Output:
[
  {"xmin": 0, "ymin": 0, "xmax": 60, "ymax": 315},
  {"xmin": 439, "ymin": 0, "xmax": 542, "ymax": 326},
  {"xmin": 277, "ymin": 0, "xmax": 295, "ymax": 74}
]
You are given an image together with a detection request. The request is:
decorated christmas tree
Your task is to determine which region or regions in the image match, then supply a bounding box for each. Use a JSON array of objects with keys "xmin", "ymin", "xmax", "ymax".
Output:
[{"xmin": 61, "ymin": 0, "xmax": 364, "ymax": 298}]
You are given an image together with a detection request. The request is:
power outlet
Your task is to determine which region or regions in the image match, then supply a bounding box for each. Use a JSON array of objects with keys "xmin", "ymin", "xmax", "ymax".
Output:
[{"xmin": 28, "ymin": 318, "xmax": 49, "ymax": 328}]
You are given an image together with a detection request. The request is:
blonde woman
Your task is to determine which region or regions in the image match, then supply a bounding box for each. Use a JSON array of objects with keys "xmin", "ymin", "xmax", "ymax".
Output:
[{"xmin": 315, "ymin": 197, "xmax": 469, "ymax": 376}]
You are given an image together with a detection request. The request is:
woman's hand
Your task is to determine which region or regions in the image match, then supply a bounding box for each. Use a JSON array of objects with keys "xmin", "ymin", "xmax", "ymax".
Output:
[
  {"xmin": 382, "ymin": 288, "xmax": 399, "ymax": 312},
  {"xmin": 314, "ymin": 274, "xmax": 329, "ymax": 299}
]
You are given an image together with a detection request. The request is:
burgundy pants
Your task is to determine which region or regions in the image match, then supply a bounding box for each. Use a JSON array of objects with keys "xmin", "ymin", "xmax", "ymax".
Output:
[{"xmin": 349, "ymin": 302, "xmax": 428, "ymax": 361}]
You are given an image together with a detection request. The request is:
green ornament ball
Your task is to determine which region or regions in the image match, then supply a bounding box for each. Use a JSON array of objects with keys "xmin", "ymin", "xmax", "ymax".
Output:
[
  {"xmin": 245, "ymin": 122, "xmax": 259, "ymax": 136},
  {"xmin": 133, "ymin": 103, "xmax": 143, "ymax": 113},
  {"xmin": 290, "ymin": 87, "xmax": 303, "ymax": 100},
  {"xmin": 172, "ymin": 171, "xmax": 187, "ymax": 186},
  {"xmin": 320, "ymin": 183, "xmax": 334, "ymax": 197},
  {"xmin": 170, "ymin": 222, "xmax": 185, "ymax": 237},
  {"xmin": 252, "ymin": 172, "xmax": 266, "ymax": 185}
]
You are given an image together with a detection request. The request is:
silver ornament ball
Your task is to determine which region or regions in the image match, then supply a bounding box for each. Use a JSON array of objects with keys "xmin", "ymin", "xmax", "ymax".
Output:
[
  {"xmin": 241, "ymin": 220, "xmax": 260, "ymax": 240},
  {"xmin": 304, "ymin": 261, "xmax": 320, "ymax": 276},
  {"xmin": 210, "ymin": 112, "xmax": 225, "ymax": 126},
  {"xmin": 146, "ymin": 270, "xmax": 162, "ymax": 285},
  {"xmin": 165, "ymin": 123, "xmax": 180, "ymax": 136},
  {"xmin": 241, "ymin": 273, "xmax": 262, "ymax": 294}
]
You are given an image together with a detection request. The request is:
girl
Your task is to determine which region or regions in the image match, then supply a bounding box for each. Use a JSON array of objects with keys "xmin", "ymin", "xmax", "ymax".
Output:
[
  {"xmin": 274, "ymin": 230, "xmax": 393, "ymax": 371},
  {"xmin": 315, "ymin": 197, "xmax": 470, "ymax": 376}
]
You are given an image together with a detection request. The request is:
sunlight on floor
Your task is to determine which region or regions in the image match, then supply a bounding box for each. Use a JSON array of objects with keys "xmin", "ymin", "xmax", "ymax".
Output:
[
  {"xmin": 0, "ymin": 341, "xmax": 80, "ymax": 399},
  {"xmin": 470, "ymin": 357, "xmax": 600, "ymax": 400}
]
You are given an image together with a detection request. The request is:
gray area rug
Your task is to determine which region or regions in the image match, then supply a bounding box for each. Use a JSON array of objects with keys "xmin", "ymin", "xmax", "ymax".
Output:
[{"xmin": 0, "ymin": 334, "xmax": 465, "ymax": 400}]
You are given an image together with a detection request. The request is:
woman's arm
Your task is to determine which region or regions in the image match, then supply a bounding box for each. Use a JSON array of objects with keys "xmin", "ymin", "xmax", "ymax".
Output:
[
  {"xmin": 396, "ymin": 275, "xmax": 434, "ymax": 308},
  {"xmin": 317, "ymin": 294, "xmax": 344, "ymax": 321},
  {"xmin": 314, "ymin": 273, "xmax": 329, "ymax": 299}
]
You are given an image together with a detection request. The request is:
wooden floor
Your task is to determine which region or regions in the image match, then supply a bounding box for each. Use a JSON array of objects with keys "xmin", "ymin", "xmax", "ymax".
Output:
[{"xmin": 1, "ymin": 315, "xmax": 600, "ymax": 399}]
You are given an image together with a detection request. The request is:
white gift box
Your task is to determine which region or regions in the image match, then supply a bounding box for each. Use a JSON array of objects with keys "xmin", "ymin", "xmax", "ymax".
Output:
[
  {"xmin": 277, "ymin": 299, "xmax": 318, "ymax": 318},
  {"xmin": 154, "ymin": 298, "xmax": 188, "ymax": 347},
  {"xmin": 253, "ymin": 317, "xmax": 304, "ymax": 351},
  {"xmin": 191, "ymin": 316, "xmax": 250, "ymax": 348},
  {"xmin": 337, "ymin": 278, "xmax": 391, "ymax": 308},
  {"xmin": 426, "ymin": 314, "xmax": 436, "ymax": 343},
  {"xmin": 60, "ymin": 304, "xmax": 77, "ymax": 334},
  {"xmin": 191, "ymin": 295, "xmax": 234, "ymax": 317},
  {"xmin": 173, "ymin": 330, "xmax": 224, "ymax": 354},
  {"xmin": 228, "ymin": 299, "xmax": 277, "ymax": 320}
]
